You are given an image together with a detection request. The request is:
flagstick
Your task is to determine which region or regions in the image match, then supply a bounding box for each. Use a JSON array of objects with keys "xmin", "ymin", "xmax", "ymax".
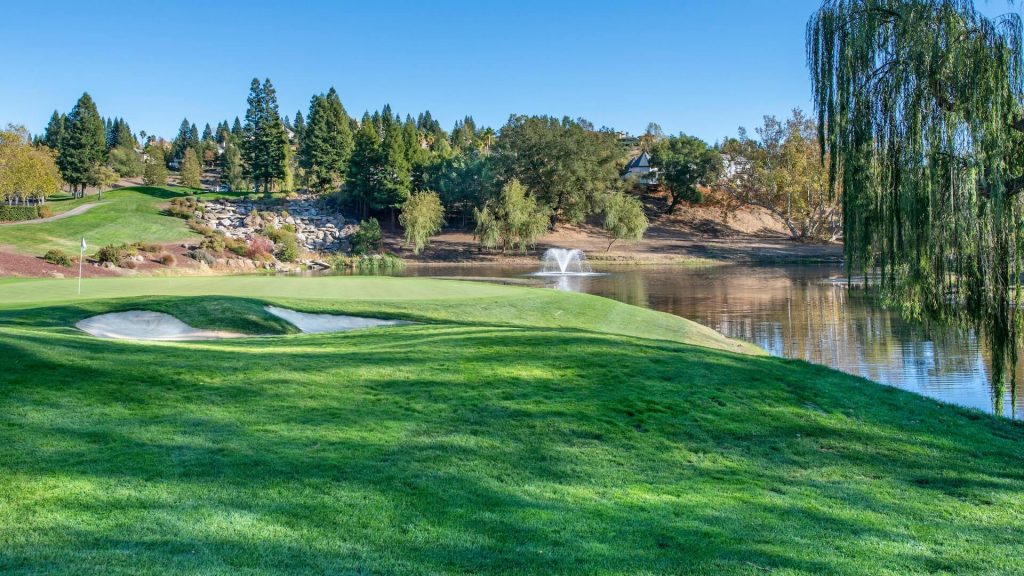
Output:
[{"xmin": 78, "ymin": 238, "xmax": 85, "ymax": 295}]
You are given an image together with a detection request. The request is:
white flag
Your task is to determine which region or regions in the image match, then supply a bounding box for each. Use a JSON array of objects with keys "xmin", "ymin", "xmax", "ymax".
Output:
[{"xmin": 80, "ymin": 237, "xmax": 87, "ymax": 251}]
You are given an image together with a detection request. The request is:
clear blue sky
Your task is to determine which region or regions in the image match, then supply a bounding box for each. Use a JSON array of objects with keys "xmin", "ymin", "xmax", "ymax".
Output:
[{"xmin": 2, "ymin": 0, "xmax": 1018, "ymax": 142}]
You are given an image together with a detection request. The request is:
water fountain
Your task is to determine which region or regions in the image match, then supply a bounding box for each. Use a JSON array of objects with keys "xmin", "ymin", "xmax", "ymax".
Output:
[{"xmin": 537, "ymin": 248, "xmax": 596, "ymax": 276}]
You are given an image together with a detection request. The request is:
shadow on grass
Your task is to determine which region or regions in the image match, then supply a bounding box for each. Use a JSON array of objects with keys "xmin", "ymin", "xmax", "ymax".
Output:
[{"xmin": 2, "ymin": 325, "xmax": 1024, "ymax": 574}]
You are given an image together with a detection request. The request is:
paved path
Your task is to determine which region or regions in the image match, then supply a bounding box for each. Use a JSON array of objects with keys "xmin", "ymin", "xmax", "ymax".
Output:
[{"xmin": 0, "ymin": 202, "xmax": 106, "ymax": 226}]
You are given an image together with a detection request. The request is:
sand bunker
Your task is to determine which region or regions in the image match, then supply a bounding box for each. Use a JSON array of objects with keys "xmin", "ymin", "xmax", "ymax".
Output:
[
  {"xmin": 265, "ymin": 306, "xmax": 409, "ymax": 334},
  {"xmin": 76, "ymin": 311, "xmax": 247, "ymax": 341}
]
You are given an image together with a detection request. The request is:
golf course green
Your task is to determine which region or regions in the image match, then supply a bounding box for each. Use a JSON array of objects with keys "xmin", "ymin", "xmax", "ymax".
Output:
[{"xmin": 1, "ymin": 276, "xmax": 1022, "ymax": 575}]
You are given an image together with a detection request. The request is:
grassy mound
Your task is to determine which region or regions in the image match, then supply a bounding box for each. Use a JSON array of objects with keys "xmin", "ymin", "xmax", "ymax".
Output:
[
  {"xmin": 0, "ymin": 277, "xmax": 1022, "ymax": 575},
  {"xmin": 0, "ymin": 187, "xmax": 199, "ymax": 255}
]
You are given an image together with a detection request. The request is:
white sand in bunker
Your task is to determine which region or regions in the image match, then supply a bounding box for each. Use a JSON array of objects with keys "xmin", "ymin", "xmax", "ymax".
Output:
[
  {"xmin": 265, "ymin": 306, "xmax": 410, "ymax": 334},
  {"xmin": 76, "ymin": 311, "xmax": 248, "ymax": 341}
]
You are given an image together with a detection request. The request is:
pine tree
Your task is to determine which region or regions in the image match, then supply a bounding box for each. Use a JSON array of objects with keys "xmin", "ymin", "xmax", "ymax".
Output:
[
  {"xmin": 104, "ymin": 118, "xmax": 114, "ymax": 149},
  {"xmin": 179, "ymin": 147, "xmax": 202, "ymax": 189},
  {"xmin": 143, "ymin": 145, "xmax": 168, "ymax": 186},
  {"xmin": 299, "ymin": 87, "xmax": 353, "ymax": 194},
  {"xmin": 42, "ymin": 111, "xmax": 65, "ymax": 152},
  {"xmin": 375, "ymin": 116, "xmax": 412, "ymax": 222},
  {"xmin": 293, "ymin": 110, "xmax": 305, "ymax": 146},
  {"xmin": 172, "ymin": 118, "xmax": 192, "ymax": 161},
  {"xmin": 260, "ymin": 78, "xmax": 289, "ymax": 192},
  {"xmin": 220, "ymin": 138, "xmax": 245, "ymax": 192},
  {"xmin": 231, "ymin": 117, "xmax": 243, "ymax": 140},
  {"xmin": 111, "ymin": 119, "xmax": 135, "ymax": 149},
  {"xmin": 59, "ymin": 92, "xmax": 106, "ymax": 197},
  {"xmin": 242, "ymin": 78, "xmax": 289, "ymax": 193},
  {"xmin": 346, "ymin": 113, "xmax": 382, "ymax": 217},
  {"xmin": 202, "ymin": 123, "xmax": 214, "ymax": 142}
]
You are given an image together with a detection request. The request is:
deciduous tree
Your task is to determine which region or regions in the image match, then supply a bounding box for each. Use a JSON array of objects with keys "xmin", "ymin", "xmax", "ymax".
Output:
[
  {"xmin": 649, "ymin": 134, "xmax": 720, "ymax": 213},
  {"xmin": 808, "ymin": 0, "xmax": 1024, "ymax": 391},
  {"xmin": 399, "ymin": 191, "xmax": 445, "ymax": 254}
]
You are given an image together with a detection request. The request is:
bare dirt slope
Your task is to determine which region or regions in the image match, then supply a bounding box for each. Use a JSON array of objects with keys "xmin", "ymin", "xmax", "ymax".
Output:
[{"xmin": 387, "ymin": 193, "xmax": 841, "ymax": 265}]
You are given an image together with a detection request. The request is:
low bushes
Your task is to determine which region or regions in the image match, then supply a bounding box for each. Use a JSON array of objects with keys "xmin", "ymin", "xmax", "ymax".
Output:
[
  {"xmin": 132, "ymin": 242, "xmax": 162, "ymax": 253},
  {"xmin": 265, "ymin": 226, "xmax": 301, "ymax": 263},
  {"xmin": 332, "ymin": 253, "xmax": 405, "ymax": 274},
  {"xmin": 275, "ymin": 233, "xmax": 300, "ymax": 262},
  {"xmin": 158, "ymin": 253, "xmax": 177, "ymax": 266},
  {"xmin": 246, "ymin": 236, "xmax": 275, "ymax": 260},
  {"xmin": 166, "ymin": 197, "xmax": 198, "ymax": 220},
  {"xmin": 95, "ymin": 243, "xmax": 138, "ymax": 266},
  {"xmin": 43, "ymin": 249, "xmax": 74, "ymax": 267},
  {"xmin": 186, "ymin": 248, "xmax": 216, "ymax": 267},
  {"xmin": 0, "ymin": 205, "xmax": 43, "ymax": 222}
]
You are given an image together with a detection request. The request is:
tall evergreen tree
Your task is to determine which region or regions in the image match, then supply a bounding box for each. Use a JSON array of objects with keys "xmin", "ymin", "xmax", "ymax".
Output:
[
  {"xmin": 299, "ymin": 87, "xmax": 353, "ymax": 194},
  {"xmin": 42, "ymin": 111, "xmax": 66, "ymax": 152},
  {"xmin": 242, "ymin": 78, "xmax": 289, "ymax": 193},
  {"xmin": 293, "ymin": 110, "xmax": 305, "ymax": 145},
  {"xmin": 179, "ymin": 147, "xmax": 202, "ymax": 189},
  {"xmin": 59, "ymin": 92, "xmax": 106, "ymax": 197},
  {"xmin": 219, "ymin": 138, "xmax": 245, "ymax": 192},
  {"xmin": 375, "ymin": 116, "xmax": 412, "ymax": 223},
  {"xmin": 202, "ymin": 123, "xmax": 214, "ymax": 142},
  {"xmin": 346, "ymin": 113, "xmax": 382, "ymax": 217},
  {"xmin": 172, "ymin": 118, "xmax": 193, "ymax": 161},
  {"xmin": 231, "ymin": 117, "xmax": 243, "ymax": 140}
]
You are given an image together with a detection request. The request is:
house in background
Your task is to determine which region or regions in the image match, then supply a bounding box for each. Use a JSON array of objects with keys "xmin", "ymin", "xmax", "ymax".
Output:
[{"xmin": 623, "ymin": 150, "xmax": 658, "ymax": 185}]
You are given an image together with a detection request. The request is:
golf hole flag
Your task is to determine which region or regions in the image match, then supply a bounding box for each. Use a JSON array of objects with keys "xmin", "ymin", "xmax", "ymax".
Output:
[{"xmin": 78, "ymin": 237, "xmax": 86, "ymax": 294}]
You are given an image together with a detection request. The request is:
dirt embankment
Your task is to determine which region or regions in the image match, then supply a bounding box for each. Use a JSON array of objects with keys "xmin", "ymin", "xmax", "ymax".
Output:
[{"xmin": 385, "ymin": 192, "xmax": 843, "ymax": 266}]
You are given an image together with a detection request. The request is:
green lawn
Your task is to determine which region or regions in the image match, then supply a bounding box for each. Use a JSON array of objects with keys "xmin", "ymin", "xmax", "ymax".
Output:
[
  {"xmin": 1, "ymin": 277, "xmax": 1022, "ymax": 575},
  {"xmin": 0, "ymin": 187, "xmax": 199, "ymax": 255}
]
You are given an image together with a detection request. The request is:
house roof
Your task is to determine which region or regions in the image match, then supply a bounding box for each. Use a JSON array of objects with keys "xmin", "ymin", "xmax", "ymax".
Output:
[{"xmin": 625, "ymin": 150, "xmax": 651, "ymax": 171}]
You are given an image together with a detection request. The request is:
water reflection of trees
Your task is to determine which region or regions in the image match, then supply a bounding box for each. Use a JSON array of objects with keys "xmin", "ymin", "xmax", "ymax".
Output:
[{"xmin": 615, "ymin": 267, "xmax": 1021, "ymax": 418}]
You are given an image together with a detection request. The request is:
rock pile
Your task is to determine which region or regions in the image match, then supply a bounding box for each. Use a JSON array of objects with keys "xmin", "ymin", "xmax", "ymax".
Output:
[{"xmin": 198, "ymin": 195, "xmax": 357, "ymax": 252}]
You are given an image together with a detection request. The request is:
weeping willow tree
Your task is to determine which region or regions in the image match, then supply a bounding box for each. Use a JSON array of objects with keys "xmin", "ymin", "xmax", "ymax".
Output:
[{"xmin": 808, "ymin": 0, "xmax": 1024, "ymax": 411}]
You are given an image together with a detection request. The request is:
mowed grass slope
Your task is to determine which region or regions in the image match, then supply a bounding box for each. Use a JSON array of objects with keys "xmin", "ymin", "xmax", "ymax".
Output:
[
  {"xmin": 0, "ymin": 277, "xmax": 1022, "ymax": 575},
  {"xmin": 0, "ymin": 186, "xmax": 198, "ymax": 255}
]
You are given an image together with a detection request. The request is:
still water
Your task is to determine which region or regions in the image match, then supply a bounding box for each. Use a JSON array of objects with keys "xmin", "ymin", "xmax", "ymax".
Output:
[{"xmin": 401, "ymin": 264, "xmax": 1022, "ymax": 418}]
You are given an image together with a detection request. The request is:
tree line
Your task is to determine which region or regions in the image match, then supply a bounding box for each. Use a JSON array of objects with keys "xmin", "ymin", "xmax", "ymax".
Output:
[{"xmin": 28, "ymin": 78, "xmax": 843, "ymax": 252}]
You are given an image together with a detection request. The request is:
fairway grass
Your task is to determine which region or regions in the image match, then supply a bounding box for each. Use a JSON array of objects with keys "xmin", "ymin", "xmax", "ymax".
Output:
[
  {"xmin": 0, "ymin": 187, "xmax": 199, "ymax": 255},
  {"xmin": 1, "ymin": 277, "xmax": 1022, "ymax": 575}
]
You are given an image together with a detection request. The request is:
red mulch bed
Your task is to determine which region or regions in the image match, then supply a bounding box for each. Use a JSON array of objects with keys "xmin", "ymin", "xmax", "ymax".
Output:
[{"xmin": 0, "ymin": 243, "xmax": 197, "ymax": 278}]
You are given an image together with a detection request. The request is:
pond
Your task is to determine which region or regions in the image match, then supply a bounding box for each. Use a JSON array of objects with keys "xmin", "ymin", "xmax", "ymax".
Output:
[{"xmin": 398, "ymin": 263, "xmax": 1022, "ymax": 419}]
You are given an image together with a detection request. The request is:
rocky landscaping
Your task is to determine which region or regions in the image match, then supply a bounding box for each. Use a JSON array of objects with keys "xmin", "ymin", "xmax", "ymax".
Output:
[{"xmin": 198, "ymin": 195, "xmax": 357, "ymax": 253}]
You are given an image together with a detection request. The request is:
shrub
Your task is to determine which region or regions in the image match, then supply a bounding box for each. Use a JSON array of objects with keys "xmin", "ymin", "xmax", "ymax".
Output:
[
  {"xmin": 158, "ymin": 253, "xmax": 177, "ymax": 266},
  {"xmin": 187, "ymin": 219, "xmax": 215, "ymax": 236},
  {"xmin": 0, "ymin": 206, "xmax": 41, "ymax": 222},
  {"xmin": 187, "ymin": 248, "xmax": 217, "ymax": 267},
  {"xmin": 246, "ymin": 236, "xmax": 275, "ymax": 259},
  {"xmin": 200, "ymin": 235, "xmax": 227, "ymax": 254},
  {"xmin": 356, "ymin": 253, "xmax": 405, "ymax": 274},
  {"xmin": 351, "ymin": 218, "xmax": 382, "ymax": 255},
  {"xmin": 43, "ymin": 249, "xmax": 74, "ymax": 267},
  {"xmin": 333, "ymin": 253, "xmax": 405, "ymax": 274},
  {"xmin": 37, "ymin": 205, "xmax": 53, "ymax": 219},
  {"xmin": 166, "ymin": 197, "xmax": 198, "ymax": 219},
  {"xmin": 95, "ymin": 243, "xmax": 136, "ymax": 266},
  {"xmin": 132, "ymin": 242, "xmax": 162, "ymax": 253},
  {"xmin": 225, "ymin": 237, "xmax": 249, "ymax": 257},
  {"xmin": 275, "ymin": 233, "xmax": 301, "ymax": 263}
]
